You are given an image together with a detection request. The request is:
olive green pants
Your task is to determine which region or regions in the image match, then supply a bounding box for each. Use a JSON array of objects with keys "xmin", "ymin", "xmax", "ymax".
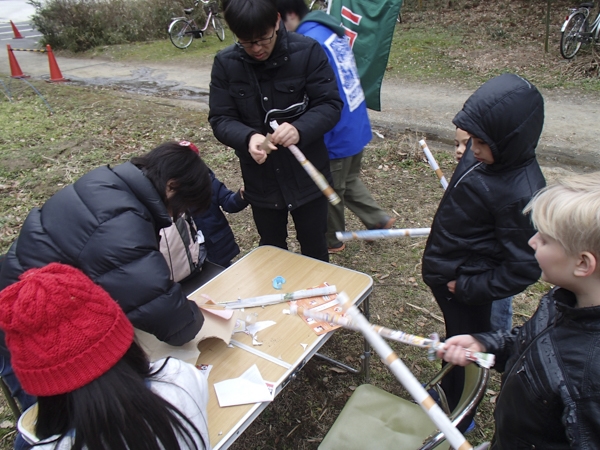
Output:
[{"xmin": 327, "ymin": 151, "xmax": 388, "ymax": 248}]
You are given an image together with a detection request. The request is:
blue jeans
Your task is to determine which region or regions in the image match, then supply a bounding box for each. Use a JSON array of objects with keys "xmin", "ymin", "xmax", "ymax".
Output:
[
  {"xmin": 0, "ymin": 356, "xmax": 35, "ymax": 450},
  {"xmin": 490, "ymin": 296, "xmax": 513, "ymax": 331}
]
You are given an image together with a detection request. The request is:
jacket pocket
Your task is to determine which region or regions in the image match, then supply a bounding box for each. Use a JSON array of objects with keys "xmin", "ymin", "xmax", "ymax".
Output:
[
  {"xmin": 273, "ymin": 77, "xmax": 307, "ymax": 111},
  {"xmin": 228, "ymin": 83, "xmax": 261, "ymax": 124}
]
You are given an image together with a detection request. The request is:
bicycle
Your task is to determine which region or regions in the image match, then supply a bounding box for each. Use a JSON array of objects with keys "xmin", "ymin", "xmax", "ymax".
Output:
[
  {"xmin": 168, "ymin": 0, "xmax": 226, "ymax": 49},
  {"xmin": 560, "ymin": 2, "xmax": 600, "ymax": 59}
]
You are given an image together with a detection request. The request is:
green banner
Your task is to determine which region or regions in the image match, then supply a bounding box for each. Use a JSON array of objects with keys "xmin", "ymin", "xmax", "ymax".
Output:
[{"xmin": 328, "ymin": 0, "xmax": 403, "ymax": 111}]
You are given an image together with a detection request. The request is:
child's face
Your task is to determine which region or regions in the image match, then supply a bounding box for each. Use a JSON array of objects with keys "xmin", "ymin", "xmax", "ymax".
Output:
[
  {"xmin": 529, "ymin": 232, "xmax": 575, "ymax": 287},
  {"xmin": 454, "ymin": 128, "xmax": 470, "ymax": 162},
  {"xmin": 469, "ymin": 135, "xmax": 495, "ymax": 165}
]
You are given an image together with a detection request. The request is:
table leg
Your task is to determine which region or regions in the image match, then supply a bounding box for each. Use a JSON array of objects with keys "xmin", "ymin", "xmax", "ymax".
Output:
[{"xmin": 359, "ymin": 295, "xmax": 371, "ymax": 383}]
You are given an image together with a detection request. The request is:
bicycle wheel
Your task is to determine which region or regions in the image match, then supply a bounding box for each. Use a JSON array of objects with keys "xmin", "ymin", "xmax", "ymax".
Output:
[
  {"xmin": 169, "ymin": 19, "xmax": 194, "ymax": 49},
  {"xmin": 212, "ymin": 16, "xmax": 226, "ymax": 41},
  {"xmin": 560, "ymin": 12, "xmax": 586, "ymax": 59},
  {"xmin": 309, "ymin": 0, "xmax": 327, "ymax": 11}
]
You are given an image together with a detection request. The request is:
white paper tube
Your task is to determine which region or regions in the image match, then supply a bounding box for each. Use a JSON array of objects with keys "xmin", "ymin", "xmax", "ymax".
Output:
[
  {"xmin": 288, "ymin": 304, "xmax": 494, "ymax": 369},
  {"xmin": 270, "ymin": 120, "xmax": 340, "ymax": 205},
  {"xmin": 420, "ymin": 139, "xmax": 448, "ymax": 190},
  {"xmin": 336, "ymin": 292, "xmax": 473, "ymax": 450},
  {"xmin": 222, "ymin": 285, "xmax": 337, "ymax": 309},
  {"xmin": 336, "ymin": 227, "xmax": 430, "ymax": 242}
]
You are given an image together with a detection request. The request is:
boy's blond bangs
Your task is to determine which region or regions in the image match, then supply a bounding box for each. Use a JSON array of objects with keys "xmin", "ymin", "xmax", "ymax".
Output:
[{"xmin": 524, "ymin": 172, "xmax": 600, "ymax": 257}]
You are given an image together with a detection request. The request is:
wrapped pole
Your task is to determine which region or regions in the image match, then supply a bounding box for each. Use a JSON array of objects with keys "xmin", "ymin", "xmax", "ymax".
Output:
[
  {"xmin": 335, "ymin": 291, "xmax": 474, "ymax": 450},
  {"xmin": 420, "ymin": 139, "xmax": 448, "ymax": 190},
  {"xmin": 222, "ymin": 285, "xmax": 337, "ymax": 309},
  {"xmin": 268, "ymin": 120, "xmax": 340, "ymax": 205},
  {"xmin": 336, "ymin": 227, "xmax": 430, "ymax": 242},
  {"xmin": 287, "ymin": 304, "xmax": 494, "ymax": 369}
]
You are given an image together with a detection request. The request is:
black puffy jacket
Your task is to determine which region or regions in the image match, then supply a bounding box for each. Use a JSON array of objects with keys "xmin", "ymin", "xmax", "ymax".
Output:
[
  {"xmin": 422, "ymin": 74, "xmax": 545, "ymax": 305},
  {"xmin": 208, "ymin": 23, "xmax": 342, "ymax": 210},
  {"xmin": 0, "ymin": 162, "xmax": 204, "ymax": 350},
  {"xmin": 474, "ymin": 287, "xmax": 600, "ymax": 449}
]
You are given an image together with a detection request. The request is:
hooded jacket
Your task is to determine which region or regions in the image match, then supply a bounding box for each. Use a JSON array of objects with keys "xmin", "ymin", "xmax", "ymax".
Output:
[
  {"xmin": 192, "ymin": 170, "xmax": 248, "ymax": 267},
  {"xmin": 297, "ymin": 11, "xmax": 372, "ymax": 160},
  {"xmin": 209, "ymin": 23, "xmax": 342, "ymax": 210},
  {"xmin": 473, "ymin": 287, "xmax": 600, "ymax": 449},
  {"xmin": 422, "ymin": 74, "xmax": 545, "ymax": 305},
  {"xmin": 0, "ymin": 162, "xmax": 204, "ymax": 351}
]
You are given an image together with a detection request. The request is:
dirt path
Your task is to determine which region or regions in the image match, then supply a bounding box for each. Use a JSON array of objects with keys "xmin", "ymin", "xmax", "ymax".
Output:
[{"xmin": 2, "ymin": 50, "xmax": 599, "ymax": 172}]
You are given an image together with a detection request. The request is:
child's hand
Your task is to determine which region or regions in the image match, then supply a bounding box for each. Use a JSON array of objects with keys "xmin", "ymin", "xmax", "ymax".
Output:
[
  {"xmin": 239, "ymin": 187, "xmax": 245, "ymax": 200},
  {"xmin": 447, "ymin": 280, "xmax": 456, "ymax": 293},
  {"xmin": 270, "ymin": 122, "xmax": 299, "ymax": 148},
  {"xmin": 437, "ymin": 335, "xmax": 485, "ymax": 366},
  {"xmin": 249, "ymin": 134, "xmax": 276, "ymax": 164}
]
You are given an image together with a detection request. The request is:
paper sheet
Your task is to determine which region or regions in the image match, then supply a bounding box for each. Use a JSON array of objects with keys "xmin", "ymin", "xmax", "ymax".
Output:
[
  {"xmin": 135, "ymin": 305, "xmax": 239, "ymax": 364},
  {"xmin": 213, "ymin": 364, "xmax": 274, "ymax": 407}
]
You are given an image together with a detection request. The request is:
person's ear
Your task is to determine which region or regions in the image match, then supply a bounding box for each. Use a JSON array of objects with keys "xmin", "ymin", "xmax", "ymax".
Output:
[
  {"xmin": 165, "ymin": 179, "xmax": 178, "ymax": 200},
  {"xmin": 276, "ymin": 13, "xmax": 281, "ymax": 31},
  {"xmin": 574, "ymin": 251, "xmax": 597, "ymax": 278}
]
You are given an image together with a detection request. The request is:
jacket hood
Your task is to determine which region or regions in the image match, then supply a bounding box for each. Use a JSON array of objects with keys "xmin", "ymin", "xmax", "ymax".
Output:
[
  {"xmin": 453, "ymin": 73, "xmax": 544, "ymax": 171},
  {"xmin": 300, "ymin": 11, "xmax": 345, "ymax": 37}
]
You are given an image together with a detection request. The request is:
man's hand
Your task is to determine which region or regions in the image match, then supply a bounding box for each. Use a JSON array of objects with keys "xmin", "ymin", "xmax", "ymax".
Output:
[
  {"xmin": 447, "ymin": 280, "xmax": 456, "ymax": 293},
  {"xmin": 270, "ymin": 122, "xmax": 299, "ymax": 148},
  {"xmin": 436, "ymin": 335, "xmax": 485, "ymax": 366},
  {"xmin": 248, "ymin": 134, "xmax": 276, "ymax": 164}
]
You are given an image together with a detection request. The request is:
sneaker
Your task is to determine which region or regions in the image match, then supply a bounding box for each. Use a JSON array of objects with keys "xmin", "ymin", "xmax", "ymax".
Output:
[
  {"xmin": 328, "ymin": 242, "xmax": 345, "ymax": 254},
  {"xmin": 374, "ymin": 216, "xmax": 396, "ymax": 230},
  {"xmin": 465, "ymin": 419, "xmax": 476, "ymax": 434}
]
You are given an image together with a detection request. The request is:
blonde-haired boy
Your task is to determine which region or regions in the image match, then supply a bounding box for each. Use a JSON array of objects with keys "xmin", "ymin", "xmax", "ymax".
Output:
[{"xmin": 439, "ymin": 172, "xmax": 600, "ymax": 449}]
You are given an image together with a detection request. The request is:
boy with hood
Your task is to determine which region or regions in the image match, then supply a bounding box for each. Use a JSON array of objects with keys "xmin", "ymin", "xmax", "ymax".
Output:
[
  {"xmin": 422, "ymin": 73, "xmax": 546, "ymax": 431},
  {"xmin": 277, "ymin": 0, "xmax": 396, "ymax": 253}
]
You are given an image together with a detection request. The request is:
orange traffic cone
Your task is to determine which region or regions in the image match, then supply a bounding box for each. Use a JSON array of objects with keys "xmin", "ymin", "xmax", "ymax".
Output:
[
  {"xmin": 45, "ymin": 45, "xmax": 68, "ymax": 82},
  {"xmin": 7, "ymin": 45, "xmax": 29, "ymax": 78},
  {"xmin": 10, "ymin": 21, "xmax": 23, "ymax": 39}
]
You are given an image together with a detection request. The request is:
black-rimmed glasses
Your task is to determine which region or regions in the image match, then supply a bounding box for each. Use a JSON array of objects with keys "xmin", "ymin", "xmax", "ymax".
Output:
[{"xmin": 236, "ymin": 29, "xmax": 275, "ymax": 49}]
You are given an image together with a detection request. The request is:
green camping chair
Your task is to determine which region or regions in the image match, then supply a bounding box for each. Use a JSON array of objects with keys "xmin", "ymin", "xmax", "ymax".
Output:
[{"xmin": 319, "ymin": 363, "xmax": 489, "ymax": 450}]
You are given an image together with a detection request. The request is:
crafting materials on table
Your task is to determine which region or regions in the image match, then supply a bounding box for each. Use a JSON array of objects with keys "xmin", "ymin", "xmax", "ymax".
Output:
[
  {"xmin": 221, "ymin": 285, "xmax": 337, "ymax": 309},
  {"xmin": 286, "ymin": 304, "xmax": 494, "ymax": 369}
]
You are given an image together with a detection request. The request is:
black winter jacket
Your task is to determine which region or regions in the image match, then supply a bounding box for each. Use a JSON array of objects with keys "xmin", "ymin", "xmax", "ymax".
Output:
[
  {"xmin": 208, "ymin": 24, "xmax": 342, "ymax": 210},
  {"xmin": 192, "ymin": 170, "xmax": 248, "ymax": 267},
  {"xmin": 0, "ymin": 162, "xmax": 204, "ymax": 351},
  {"xmin": 422, "ymin": 74, "xmax": 545, "ymax": 305},
  {"xmin": 474, "ymin": 287, "xmax": 600, "ymax": 449}
]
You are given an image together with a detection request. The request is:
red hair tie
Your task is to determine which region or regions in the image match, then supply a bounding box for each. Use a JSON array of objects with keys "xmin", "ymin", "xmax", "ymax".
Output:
[{"xmin": 179, "ymin": 141, "xmax": 199, "ymax": 154}]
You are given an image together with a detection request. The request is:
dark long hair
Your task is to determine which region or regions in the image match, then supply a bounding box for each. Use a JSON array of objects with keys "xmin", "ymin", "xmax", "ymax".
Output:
[
  {"xmin": 35, "ymin": 342, "xmax": 205, "ymax": 450},
  {"xmin": 131, "ymin": 142, "xmax": 212, "ymax": 219}
]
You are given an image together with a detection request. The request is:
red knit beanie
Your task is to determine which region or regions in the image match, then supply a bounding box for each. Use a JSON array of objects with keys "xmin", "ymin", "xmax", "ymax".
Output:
[{"xmin": 0, "ymin": 263, "xmax": 134, "ymax": 396}]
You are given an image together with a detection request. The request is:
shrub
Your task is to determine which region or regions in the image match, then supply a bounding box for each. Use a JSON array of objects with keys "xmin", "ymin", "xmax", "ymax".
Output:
[{"xmin": 28, "ymin": 0, "xmax": 192, "ymax": 52}]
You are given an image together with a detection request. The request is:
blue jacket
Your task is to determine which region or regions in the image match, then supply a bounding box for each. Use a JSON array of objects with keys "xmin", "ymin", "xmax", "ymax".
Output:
[
  {"xmin": 193, "ymin": 170, "xmax": 248, "ymax": 267},
  {"xmin": 297, "ymin": 11, "xmax": 372, "ymax": 160}
]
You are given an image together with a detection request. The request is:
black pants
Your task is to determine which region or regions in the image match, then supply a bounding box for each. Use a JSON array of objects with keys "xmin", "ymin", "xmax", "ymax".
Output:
[
  {"xmin": 430, "ymin": 284, "xmax": 492, "ymax": 431},
  {"xmin": 251, "ymin": 196, "xmax": 329, "ymax": 262}
]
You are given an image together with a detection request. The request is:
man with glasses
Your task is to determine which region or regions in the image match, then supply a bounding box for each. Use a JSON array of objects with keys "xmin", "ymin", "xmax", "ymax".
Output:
[
  {"xmin": 277, "ymin": 0, "xmax": 397, "ymax": 254},
  {"xmin": 209, "ymin": 0, "xmax": 342, "ymax": 262}
]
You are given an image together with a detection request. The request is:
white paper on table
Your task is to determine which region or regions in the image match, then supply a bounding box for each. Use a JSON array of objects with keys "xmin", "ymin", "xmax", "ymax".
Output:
[{"xmin": 214, "ymin": 364, "xmax": 274, "ymax": 407}]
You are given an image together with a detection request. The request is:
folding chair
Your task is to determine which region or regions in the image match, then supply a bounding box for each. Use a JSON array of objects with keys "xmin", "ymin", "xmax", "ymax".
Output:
[{"xmin": 319, "ymin": 363, "xmax": 489, "ymax": 450}]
